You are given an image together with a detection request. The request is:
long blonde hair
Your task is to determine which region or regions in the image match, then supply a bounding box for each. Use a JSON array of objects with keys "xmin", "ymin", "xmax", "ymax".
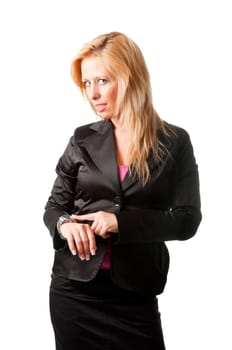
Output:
[{"xmin": 71, "ymin": 32, "xmax": 171, "ymax": 184}]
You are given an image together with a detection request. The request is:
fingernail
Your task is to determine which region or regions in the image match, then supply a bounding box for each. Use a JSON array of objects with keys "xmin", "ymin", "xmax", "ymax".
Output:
[
  {"xmin": 80, "ymin": 256, "xmax": 85, "ymax": 261},
  {"xmin": 72, "ymin": 251, "xmax": 77, "ymax": 256},
  {"xmin": 86, "ymin": 255, "xmax": 90, "ymax": 261},
  {"xmin": 91, "ymin": 250, "xmax": 96, "ymax": 256}
]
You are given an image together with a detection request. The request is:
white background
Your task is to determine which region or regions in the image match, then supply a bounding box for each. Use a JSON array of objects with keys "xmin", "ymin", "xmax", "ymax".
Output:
[{"xmin": 0, "ymin": 0, "xmax": 231, "ymax": 349}]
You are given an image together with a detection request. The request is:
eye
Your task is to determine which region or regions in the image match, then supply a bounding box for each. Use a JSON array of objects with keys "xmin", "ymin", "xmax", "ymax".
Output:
[
  {"xmin": 98, "ymin": 78, "xmax": 108, "ymax": 85},
  {"xmin": 83, "ymin": 80, "xmax": 91, "ymax": 87}
]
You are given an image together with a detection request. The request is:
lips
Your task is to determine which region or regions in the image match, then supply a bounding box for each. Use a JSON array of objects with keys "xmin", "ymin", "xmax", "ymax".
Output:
[{"xmin": 94, "ymin": 104, "xmax": 107, "ymax": 112}]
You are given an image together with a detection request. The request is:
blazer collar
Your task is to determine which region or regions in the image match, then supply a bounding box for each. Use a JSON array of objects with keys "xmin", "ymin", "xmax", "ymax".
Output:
[
  {"xmin": 79, "ymin": 120, "xmax": 164, "ymax": 192},
  {"xmin": 120, "ymin": 152, "xmax": 162, "ymax": 192},
  {"xmin": 80, "ymin": 120, "xmax": 121, "ymax": 192}
]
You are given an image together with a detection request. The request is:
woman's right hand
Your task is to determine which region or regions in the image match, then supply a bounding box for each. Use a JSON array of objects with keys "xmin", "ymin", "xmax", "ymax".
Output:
[{"xmin": 59, "ymin": 222, "xmax": 97, "ymax": 260}]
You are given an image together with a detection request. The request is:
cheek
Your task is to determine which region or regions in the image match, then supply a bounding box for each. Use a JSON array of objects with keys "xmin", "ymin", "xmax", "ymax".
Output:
[
  {"xmin": 84, "ymin": 91, "xmax": 93, "ymax": 106},
  {"xmin": 84, "ymin": 90, "xmax": 91, "ymax": 100},
  {"xmin": 108, "ymin": 88, "xmax": 117, "ymax": 105}
]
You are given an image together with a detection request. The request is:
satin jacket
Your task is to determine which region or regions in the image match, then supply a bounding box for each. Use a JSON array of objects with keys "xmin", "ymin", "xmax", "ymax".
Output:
[{"xmin": 43, "ymin": 120, "xmax": 202, "ymax": 296}]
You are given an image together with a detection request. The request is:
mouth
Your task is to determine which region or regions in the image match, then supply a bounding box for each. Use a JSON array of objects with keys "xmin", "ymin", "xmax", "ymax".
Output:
[{"xmin": 94, "ymin": 104, "xmax": 107, "ymax": 112}]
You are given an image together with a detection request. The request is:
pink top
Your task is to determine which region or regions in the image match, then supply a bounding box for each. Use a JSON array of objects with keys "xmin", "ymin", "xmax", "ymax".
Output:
[
  {"xmin": 118, "ymin": 165, "xmax": 129, "ymax": 182},
  {"xmin": 100, "ymin": 165, "xmax": 129, "ymax": 269}
]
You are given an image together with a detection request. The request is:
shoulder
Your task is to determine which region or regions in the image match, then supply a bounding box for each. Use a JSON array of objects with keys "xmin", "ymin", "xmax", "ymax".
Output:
[
  {"xmin": 162, "ymin": 121, "xmax": 193, "ymax": 147},
  {"xmin": 72, "ymin": 120, "xmax": 111, "ymax": 143},
  {"xmin": 163, "ymin": 121, "xmax": 190, "ymax": 139},
  {"xmin": 73, "ymin": 121, "xmax": 99, "ymax": 139},
  {"xmin": 161, "ymin": 121, "xmax": 195, "ymax": 161}
]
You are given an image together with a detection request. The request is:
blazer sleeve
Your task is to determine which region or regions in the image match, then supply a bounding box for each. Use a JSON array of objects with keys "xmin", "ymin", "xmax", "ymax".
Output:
[
  {"xmin": 115, "ymin": 129, "xmax": 202, "ymax": 244},
  {"xmin": 43, "ymin": 136, "xmax": 79, "ymax": 250}
]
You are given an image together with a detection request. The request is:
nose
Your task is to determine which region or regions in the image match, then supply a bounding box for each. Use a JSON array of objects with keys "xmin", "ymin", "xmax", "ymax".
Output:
[{"xmin": 89, "ymin": 84, "xmax": 100, "ymax": 100}]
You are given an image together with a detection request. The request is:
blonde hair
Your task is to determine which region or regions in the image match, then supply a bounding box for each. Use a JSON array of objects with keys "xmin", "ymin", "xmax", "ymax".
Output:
[{"xmin": 71, "ymin": 32, "xmax": 171, "ymax": 184}]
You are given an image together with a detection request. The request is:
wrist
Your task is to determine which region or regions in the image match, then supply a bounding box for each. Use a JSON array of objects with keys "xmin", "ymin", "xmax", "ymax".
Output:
[{"xmin": 57, "ymin": 214, "xmax": 75, "ymax": 239}]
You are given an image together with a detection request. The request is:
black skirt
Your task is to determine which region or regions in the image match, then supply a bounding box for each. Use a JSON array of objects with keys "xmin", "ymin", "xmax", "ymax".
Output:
[{"xmin": 49, "ymin": 269, "xmax": 166, "ymax": 350}]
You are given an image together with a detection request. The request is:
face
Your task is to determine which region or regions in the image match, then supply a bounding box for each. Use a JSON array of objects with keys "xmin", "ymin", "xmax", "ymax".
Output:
[{"xmin": 81, "ymin": 56, "xmax": 118, "ymax": 120}]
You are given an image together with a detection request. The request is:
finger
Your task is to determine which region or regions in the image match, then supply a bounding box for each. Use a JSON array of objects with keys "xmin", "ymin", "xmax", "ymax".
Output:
[
  {"xmin": 80, "ymin": 233, "xmax": 90, "ymax": 261},
  {"xmin": 101, "ymin": 232, "xmax": 110, "ymax": 239},
  {"xmin": 72, "ymin": 232, "xmax": 86, "ymax": 260},
  {"xmin": 91, "ymin": 220, "xmax": 101, "ymax": 235},
  {"xmin": 90, "ymin": 220, "xmax": 98, "ymax": 232},
  {"xmin": 66, "ymin": 235, "xmax": 77, "ymax": 256},
  {"xmin": 85, "ymin": 226, "xmax": 97, "ymax": 256},
  {"xmin": 75, "ymin": 225, "xmax": 93, "ymax": 260},
  {"xmin": 72, "ymin": 213, "xmax": 95, "ymax": 221},
  {"xmin": 93, "ymin": 222, "xmax": 109, "ymax": 238}
]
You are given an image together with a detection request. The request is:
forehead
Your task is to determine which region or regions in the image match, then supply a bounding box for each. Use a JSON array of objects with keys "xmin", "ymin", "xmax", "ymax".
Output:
[{"xmin": 81, "ymin": 56, "xmax": 110, "ymax": 78}]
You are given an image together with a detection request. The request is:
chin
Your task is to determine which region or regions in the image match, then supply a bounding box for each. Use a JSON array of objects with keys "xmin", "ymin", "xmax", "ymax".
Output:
[{"xmin": 97, "ymin": 113, "xmax": 112, "ymax": 120}]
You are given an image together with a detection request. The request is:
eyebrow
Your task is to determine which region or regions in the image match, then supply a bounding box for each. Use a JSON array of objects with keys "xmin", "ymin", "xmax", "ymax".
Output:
[{"xmin": 82, "ymin": 75, "xmax": 109, "ymax": 80}]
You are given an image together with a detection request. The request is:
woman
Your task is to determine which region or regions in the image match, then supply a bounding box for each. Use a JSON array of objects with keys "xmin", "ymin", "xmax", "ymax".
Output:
[{"xmin": 44, "ymin": 31, "xmax": 202, "ymax": 350}]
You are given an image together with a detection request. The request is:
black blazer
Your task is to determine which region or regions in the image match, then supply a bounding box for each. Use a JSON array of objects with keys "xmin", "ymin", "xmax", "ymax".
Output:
[{"xmin": 44, "ymin": 120, "xmax": 202, "ymax": 296}]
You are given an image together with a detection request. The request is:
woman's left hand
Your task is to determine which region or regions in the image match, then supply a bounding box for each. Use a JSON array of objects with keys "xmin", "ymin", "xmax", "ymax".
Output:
[{"xmin": 72, "ymin": 211, "xmax": 118, "ymax": 239}]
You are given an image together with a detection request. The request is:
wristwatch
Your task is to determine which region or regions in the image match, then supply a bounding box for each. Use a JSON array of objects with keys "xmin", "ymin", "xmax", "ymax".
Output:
[{"xmin": 57, "ymin": 214, "xmax": 75, "ymax": 236}]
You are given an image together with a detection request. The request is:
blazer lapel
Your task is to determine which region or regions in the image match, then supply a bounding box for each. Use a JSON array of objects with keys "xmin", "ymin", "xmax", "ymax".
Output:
[
  {"xmin": 121, "ymin": 151, "xmax": 161, "ymax": 192},
  {"xmin": 79, "ymin": 120, "xmax": 167, "ymax": 193},
  {"xmin": 80, "ymin": 120, "xmax": 121, "ymax": 192},
  {"xmin": 120, "ymin": 167, "xmax": 139, "ymax": 192}
]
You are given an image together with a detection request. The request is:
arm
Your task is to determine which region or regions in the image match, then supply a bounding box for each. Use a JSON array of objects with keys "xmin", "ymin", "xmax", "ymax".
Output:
[
  {"xmin": 43, "ymin": 134, "xmax": 105, "ymax": 257},
  {"xmin": 43, "ymin": 135, "xmax": 79, "ymax": 250},
  {"xmin": 115, "ymin": 129, "xmax": 202, "ymax": 244}
]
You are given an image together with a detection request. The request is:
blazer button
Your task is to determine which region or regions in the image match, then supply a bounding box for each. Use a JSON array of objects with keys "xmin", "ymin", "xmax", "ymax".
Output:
[{"xmin": 114, "ymin": 196, "xmax": 121, "ymax": 207}]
